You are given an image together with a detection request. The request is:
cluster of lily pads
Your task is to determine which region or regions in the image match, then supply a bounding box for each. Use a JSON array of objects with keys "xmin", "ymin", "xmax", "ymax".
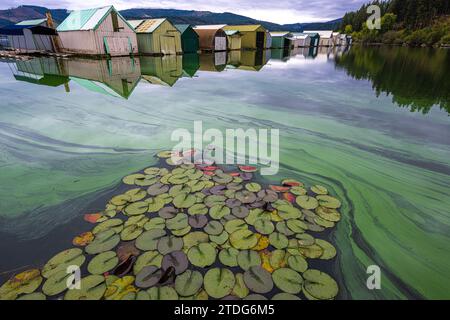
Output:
[{"xmin": 0, "ymin": 150, "xmax": 343, "ymax": 300}]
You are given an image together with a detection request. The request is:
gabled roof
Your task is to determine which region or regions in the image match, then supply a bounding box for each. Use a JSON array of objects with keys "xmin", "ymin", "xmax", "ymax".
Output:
[
  {"xmin": 194, "ymin": 24, "xmax": 226, "ymax": 30},
  {"xmin": 57, "ymin": 6, "xmax": 134, "ymax": 32},
  {"xmin": 128, "ymin": 20, "xmax": 144, "ymax": 29},
  {"xmin": 270, "ymin": 31, "xmax": 291, "ymax": 37},
  {"xmin": 223, "ymin": 25, "xmax": 266, "ymax": 32},
  {"xmin": 304, "ymin": 30, "xmax": 333, "ymax": 38},
  {"xmin": 225, "ymin": 30, "xmax": 240, "ymax": 36},
  {"xmin": 16, "ymin": 18, "xmax": 47, "ymax": 26},
  {"xmin": 174, "ymin": 24, "xmax": 192, "ymax": 34},
  {"xmin": 132, "ymin": 18, "xmax": 167, "ymax": 33}
]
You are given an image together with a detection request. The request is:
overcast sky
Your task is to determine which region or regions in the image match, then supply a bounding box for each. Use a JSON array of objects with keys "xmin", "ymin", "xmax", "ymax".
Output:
[{"xmin": 1, "ymin": 1, "xmax": 368, "ymax": 24}]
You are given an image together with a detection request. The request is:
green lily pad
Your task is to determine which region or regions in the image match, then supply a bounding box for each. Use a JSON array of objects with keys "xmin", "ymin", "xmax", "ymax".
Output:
[
  {"xmin": 298, "ymin": 244, "xmax": 324, "ymax": 259},
  {"xmin": 314, "ymin": 216, "xmax": 335, "ymax": 228},
  {"xmin": 295, "ymin": 195, "xmax": 319, "ymax": 210},
  {"xmin": 243, "ymin": 266, "xmax": 273, "ymax": 294},
  {"xmin": 120, "ymin": 224, "xmax": 144, "ymax": 241},
  {"xmin": 88, "ymin": 251, "xmax": 119, "ymax": 275},
  {"xmin": 157, "ymin": 236, "xmax": 184, "ymax": 255},
  {"xmin": 232, "ymin": 206, "xmax": 249, "ymax": 218},
  {"xmin": 219, "ymin": 247, "xmax": 239, "ymax": 267},
  {"xmin": 276, "ymin": 221, "xmax": 295, "ymax": 236},
  {"xmin": 64, "ymin": 275, "xmax": 106, "ymax": 300},
  {"xmin": 17, "ymin": 292, "xmax": 46, "ymax": 300},
  {"xmin": 204, "ymin": 195, "xmax": 226, "ymax": 207},
  {"xmin": 270, "ymin": 250, "xmax": 289, "ymax": 270},
  {"xmin": 204, "ymin": 268, "xmax": 235, "ymax": 298},
  {"xmin": 182, "ymin": 232, "xmax": 209, "ymax": 249},
  {"xmin": 245, "ymin": 209, "xmax": 271, "ymax": 225},
  {"xmin": 187, "ymin": 243, "xmax": 216, "ymax": 267},
  {"xmin": 209, "ymin": 231, "xmax": 229, "ymax": 245},
  {"xmin": 172, "ymin": 225, "xmax": 192, "ymax": 237},
  {"xmin": 303, "ymin": 269, "xmax": 338, "ymax": 300},
  {"xmin": 311, "ymin": 185, "xmax": 328, "ymax": 195},
  {"xmin": 277, "ymin": 204, "xmax": 302, "ymax": 220},
  {"xmin": 169, "ymin": 185, "xmax": 191, "ymax": 197},
  {"xmin": 135, "ymin": 229, "xmax": 167, "ymax": 251},
  {"xmin": 0, "ymin": 269, "xmax": 42, "ymax": 300},
  {"xmin": 254, "ymin": 219, "xmax": 274, "ymax": 234},
  {"xmin": 166, "ymin": 213, "xmax": 188, "ymax": 230},
  {"xmin": 134, "ymin": 175, "xmax": 159, "ymax": 187},
  {"xmin": 287, "ymin": 255, "xmax": 308, "ymax": 273},
  {"xmin": 224, "ymin": 219, "xmax": 247, "ymax": 234},
  {"xmin": 235, "ymin": 191, "xmax": 257, "ymax": 204},
  {"xmin": 175, "ymin": 270, "xmax": 203, "ymax": 297},
  {"xmin": 173, "ymin": 193, "xmax": 196, "ymax": 209},
  {"xmin": 133, "ymin": 251, "xmax": 163, "ymax": 275},
  {"xmin": 85, "ymin": 230, "xmax": 120, "ymax": 255},
  {"xmin": 245, "ymin": 183, "xmax": 261, "ymax": 192},
  {"xmin": 92, "ymin": 219, "xmax": 123, "ymax": 235},
  {"xmin": 125, "ymin": 215, "xmax": 148, "ymax": 228},
  {"xmin": 124, "ymin": 201, "xmax": 149, "ymax": 216},
  {"xmin": 237, "ymin": 250, "xmax": 261, "ymax": 271},
  {"xmin": 316, "ymin": 195, "xmax": 341, "ymax": 209},
  {"xmin": 213, "ymin": 171, "xmax": 233, "ymax": 184},
  {"xmin": 257, "ymin": 189, "xmax": 278, "ymax": 202},
  {"xmin": 244, "ymin": 294, "xmax": 268, "ymax": 300},
  {"xmin": 209, "ymin": 204, "xmax": 231, "ymax": 219},
  {"xmin": 186, "ymin": 180, "xmax": 206, "ymax": 192},
  {"xmin": 296, "ymin": 233, "xmax": 315, "ymax": 246},
  {"xmin": 144, "ymin": 217, "xmax": 166, "ymax": 230},
  {"xmin": 146, "ymin": 197, "xmax": 165, "ymax": 212},
  {"xmin": 126, "ymin": 188, "xmax": 147, "ymax": 202},
  {"xmin": 269, "ymin": 233, "xmax": 289, "ymax": 249},
  {"xmin": 156, "ymin": 193, "xmax": 173, "ymax": 205},
  {"xmin": 272, "ymin": 268, "xmax": 303, "ymax": 294},
  {"xmin": 138, "ymin": 286, "xmax": 179, "ymax": 300},
  {"xmin": 123, "ymin": 174, "xmax": 146, "ymax": 185},
  {"xmin": 315, "ymin": 239, "xmax": 337, "ymax": 260},
  {"xmin": 204, "ymin": 220, "xmax": 224, "ymax": 235},
  {"xmin": 229, "ymin": 229, "xmax": 258, "ymax": 249},
  {"xmin": 232, "ymin": 273, "xmax": 249, "ymax": 298},
  {"xmin": 272, "ymin": 293, "xmax": 301, "ymax": 300},
  {"xmin": 287, "ymin": 219, "xmax": 308, "ymax": 233},
  {"xmin": 290, "ymin": 186, "xmax": 307, "ymax": 196},
  {"xmin": 316, "ymin": 206, "xmax": 341, "ymax": 222},
  {"xmin": 188, "ymin": 203, "xmax": 208, "ymax": 215},
  {"xmin": 42, "ymin": 248, "xmax": 85, "ymax": 278},
  {"xmin": 42, "ymin": 269, "xmax": 71, "ymax": 296}
]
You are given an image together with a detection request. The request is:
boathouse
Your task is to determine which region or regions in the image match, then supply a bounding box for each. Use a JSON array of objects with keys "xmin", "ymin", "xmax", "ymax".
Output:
[
  {"xmin": 129, "ymin": 19, "xmax": 182, "ymax": 55},
  {"xmin": 56, "ymin": 6, "xmax": 138, "ymax": 56},
  {"xmin": 270, "ymin": 32, "xmax": 292, "ymax": 48},
  {"xmin": 175, "ymin": 24, "xmax": 199, "ymax": 53},
  {"xmin": 304, "ymin": 30, "xmax": 334, "ymax": 47},
  {"xmin": 223, "ymin": 25, "xmax": 267, "ymax": 50},
  {"xmin": 193, "ymin": 25, "xmax": 227, "ymax": 52},
  {"xmin": 225, "ymin": 30, "xmax": 242, "ymax": 50}
]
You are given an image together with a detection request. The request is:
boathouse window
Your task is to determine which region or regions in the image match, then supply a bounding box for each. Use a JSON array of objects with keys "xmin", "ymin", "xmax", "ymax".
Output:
[{"xmin": 111, "ymin": 11, "xmax": 120, "ymax": 32}]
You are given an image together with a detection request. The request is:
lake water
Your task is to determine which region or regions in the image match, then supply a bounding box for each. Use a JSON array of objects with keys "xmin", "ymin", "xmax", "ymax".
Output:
[{"xmin": 0, "ymin": 46, "xmax": 449, "ymax": 299}]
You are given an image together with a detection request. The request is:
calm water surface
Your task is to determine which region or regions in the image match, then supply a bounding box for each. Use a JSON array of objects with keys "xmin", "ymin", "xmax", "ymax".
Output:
[{"xmin": 0, "ymin": 46, "xmax": 449, "ymax": 299}]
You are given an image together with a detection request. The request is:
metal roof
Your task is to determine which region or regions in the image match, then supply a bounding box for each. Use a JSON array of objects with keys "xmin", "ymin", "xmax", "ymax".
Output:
[
  {"xmin": 223, "ymin": 25, "xmax": 266, "ymax": 32},
  {"xmin": 57, "ymin": 6, "xmax": 134, "ymax": 32},
  {"xmin": 128, "ymin": 20, "xmax": 144, "ymax": 29},
  {"xmin": 0, "ymin": 24, "xmax": 57, "ymax": 35},
  {"xmin": 303, "ymin": 30, "xmax": 333, "ymax": 38},
  {"xmin": 225, "ymin": 30, "xmax": 240, "ymax": 36},
  {"xmin": 134, "ymin": 18, "xmax": 166, "ymax": 33},
  {"xmin": 194, "ymin": 25, "xmax": 226, "ymax": 30},
  {"xmin": 174, "ymin": 24, "xmax": 191, "ymax": 34},
  {"xmin": 16, "ymin": 18, "xmax": 47, "ymax": 26},
  {"xmin": 270, "ymin": 31, "xmax": 291, "ymax": 37}
]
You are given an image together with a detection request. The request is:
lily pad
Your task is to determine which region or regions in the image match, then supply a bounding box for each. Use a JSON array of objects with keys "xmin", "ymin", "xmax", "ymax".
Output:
[
  {"xmin": 276, "ymin": 221, "xmax": 295, "ymax": 236},
  {"xmin": 135, "ymin": 229, "xmax": 167, "ymax": 251},
  {"xmin": 187, "ymin": 243, "xmax": 217, "ymax": 267},
  {"xmin": 17, "ymin": 292, "xmax": 46, "ymax": 300},
  {"xmin": 92, "ymin": 219, "xmax": 123, "ymax": 235},
  {"xmin": 204, "ymin": 195, "xmax": 226, "ymax": 207},
  {"xmin": 254, "ymin": 219, "xmax": 274, "ymax": 234},
  {"xmin": 290, "ymin": 186, "xmax": 307, "ymax": 196},
  {"xmin": 243, "ymin": 266, "xmax": 273, "ymax": 294},
  {"xmin": 0, "ymin": 269, "xmax": 42, "ymax": 300},
  {"xmin": 173, "ymin": 193, "xmax": 196, "ymax": 209},
  {"xmin": 237, "ymin": 250, "xmax": 261, "ymax": 271},
  {"xmin": 146, "ymin": 197, "xmax": 165, "ymax": 213},
  {"xmin": 175, "ymin": 270, "xmax": 203, "ymax": 297},
  {"xmin": 135, "ymin": 266, "xmax": 162, "ymax": 289},
  {"xmin": 42, "ymin": 248, "xmax": 85, "ymax": 278},
  {"xmin": 244, "ymin": 294, "xmax": 268, "ymax": 300},
  {"xmin": 147, "ymin": 183, "xmax": 169, "ymax": 196},
  {"xmin": 282, "ymin": 179, "xmax": 303, "ymax": 187},
  {"xmin": 188, "ymin": 215, "xmax": 208, "ymax": 228},
  {"xmin": 139, "ymin": 286, "xmax": 179, "ymax": 300},
  {"xmin": 287, "ymin": 219, "xmax": 308, "ymax": 233},
  {"xmin": 209, "ymin": 231, "xmax": 229, "ymax": 245},
  {"xmin": 219, "ymin": 248, "xmax": 239, "ymax": 267},
  {"xmin": 124, "ymin": 201, "xmax": 149, "ymax": 216},
  {"xmin": 296, "ymin": 233, "xmax": 315, "ymax": 246},
  {"xmin": 133, "ymin": 251, "xmax": 163, "ymax": 275},
  {"xmin": 159, "ymin": 206, "xmax": 178, "ymax": 219},
  {"xmin": 288, "ymin": 255, "xmax": 308, "ymax": 273},
  {"xmin": 232, "ymin": 273, "xmax": 249, "ymax": 298},
  {"xmin": 182, "ymin": 232, "xmax": 209, "ymax": 249},
  {"xmin": 225, "ymin": 198, "xmax": 241, "ymax": 208},
  {"xmin": 88, "ymin": 251, "xmax": 119, "ymax": 275},
  {"xmin": 209, "ymin": 204, "xmax": 231, "ymax": 219},
  {"xmin": 277, "ymin": 204, "xmax": 302, "ymax": 220},
  {"xmin": 117, "ymin": 242, "xmax": 140, "ymax": 262},
  {"xmin": 315, "ymin": 239, "xmax": 337, "ymax": 260},
  {"xmin": 303, "ymin": 269, "xmax": 338, "ymax": 300},
  {"xmin": 144, "ymin": 217, "xmax": 166, "ymax": 230},
  {"xmin": 162, "ymin": 251, "xmax": 188, "ymax": 275},
  {"xmin": 72, "ymin": 232, "xmax": 94, "ymax": 247},
  {"xmin": 229, "ymin": 229, "xmax": 258, "ymax": 250},
  {"xmin": 204, "ymin": 220, "xmax": 224, "ymax": 235},
  {"xmin": 120, "ymin": 224, "xmax": 144, "ymax": 241},
  {"xmin": 269, "ymin": 250, "xmax": 289, "ymax": 270},
  {"xmin": 204, "ymin": 268, "xmax": 235, "ymax": 298},
  {"xmin": 245, "ymin": 183, "xmax": 261, "ymax": 192},
  {"xmin": 272, "ymin": 292, "xmax": 301, "ymax": 300},
  {"xmin": 188, "ymin": 203, "xmax": 208, "ymax": 215},
  {"xmin": 316, "ymin": 195, "xmax": 341, "ymax": 209},
  {"xmin": 235, "ymin": 191, "xmax": 257, "ymax": 204},
  {"xmin": 269, "ymin": 233, "xmax": 289, "ymax": 249},
  {"xmin": 225, "ymin": 219, "xmax": 247, "ymax": 234},
  {"xmin": 296, "ymin": 195, "xmax": 319, "ymax": 210},
  {"xmin": 272, "ymin": 268, "xmax": 303, "ymax": 294},
  {"xmin": 166, "ymin": 213, "xmax": 188, "ymax": 231},
  {"xmin": 122, "ymin": 174, "xmax": 146, "ymax": 185},
  {"xmin": 157, "ymin": 236, "xmax": 184, "ymax": 255},
  {"xmin": 232, "ymin": 206, "xmax": 249, "ymax": 218},
  {"xmin": 316, "ymin": 206, "xmax": 341, "ymax": 222},
  {"xmin": 311, "ymin": 185, "xmax": 328, "ymax": 195},
  {"xmin": 298, "ymin": 244, "xmax": 324, "ymax": 259},
  {"xmin": 42, "ymin": 269, "xmax": 71, "ymax": 296},
  {"xmin": 64, "ymin": 275, "xmax": 106, "ymax": 300}
]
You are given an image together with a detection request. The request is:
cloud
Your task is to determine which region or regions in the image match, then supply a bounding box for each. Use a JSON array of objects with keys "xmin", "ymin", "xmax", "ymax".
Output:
[{"xmin": 0, "ymin": 0, "xmax": 368, "ymax": 23}]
